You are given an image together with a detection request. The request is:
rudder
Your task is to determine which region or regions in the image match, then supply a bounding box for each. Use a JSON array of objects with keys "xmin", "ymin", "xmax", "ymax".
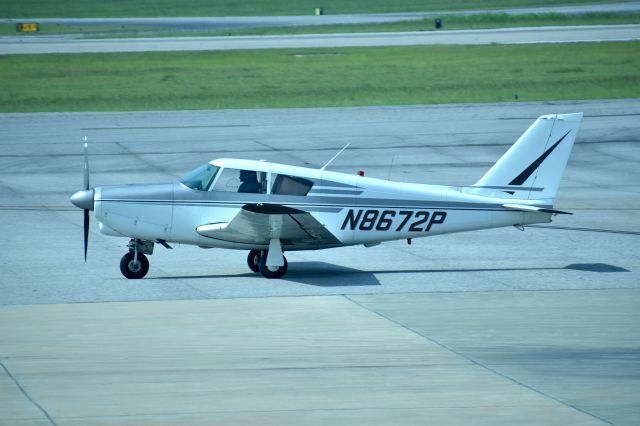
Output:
[{"xmin": 472, "ymin": 112, "xmax": 582, "ymax": 202}]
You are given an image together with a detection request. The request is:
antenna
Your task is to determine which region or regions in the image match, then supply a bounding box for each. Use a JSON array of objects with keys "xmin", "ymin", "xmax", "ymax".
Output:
[
  {"xmin": 320, "ymin": 143, "xmax": 350, "ymax": 171},
  {"xmin": 387, "ymin": 154, "xmax": 396, "ymax": 180}
]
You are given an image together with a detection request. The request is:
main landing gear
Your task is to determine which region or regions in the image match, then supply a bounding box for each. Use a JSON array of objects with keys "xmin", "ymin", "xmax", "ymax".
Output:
[
  {"xmin": 247, "ymin": 241, "xmax": 288, "ymax": 279},
  {"xmin": 247, "ymin": 250, "xmax": 261, "ymax": 273},
  {"xmin": 259, "ymin": 252, "xmax": 288, "ymax": 279}
]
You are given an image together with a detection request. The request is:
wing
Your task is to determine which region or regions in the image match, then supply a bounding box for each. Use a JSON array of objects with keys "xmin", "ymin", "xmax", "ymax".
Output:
[{"xmin": 196, "ymin": 203, "xmax": 342, "ymax": 247}]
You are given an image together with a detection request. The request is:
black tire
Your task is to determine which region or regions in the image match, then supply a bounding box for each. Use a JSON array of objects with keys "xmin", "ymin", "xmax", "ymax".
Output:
[
  {"xmin": 258, "ymin": 251, "xmax": 288, "ymax": 279},
  {"xmin": 247, "ymin": 250, "xmax": 261, "ymax": 273},
  {"xmin": 120, "ymin": 251, "xmax": 149, "ymax": 279}
]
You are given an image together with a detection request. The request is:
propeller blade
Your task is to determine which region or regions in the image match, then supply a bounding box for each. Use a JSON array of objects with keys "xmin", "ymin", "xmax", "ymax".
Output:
[
  {"xmin": 83, "ymin": 140, "xmax": 90, "ymax": 190},
  {"xmin": 83, "ymin": 138, "xmax": 90, "ymax": 261},
  {"xmin": 83, "ymin": 208, "xmax": 89, "ymax": 262}
]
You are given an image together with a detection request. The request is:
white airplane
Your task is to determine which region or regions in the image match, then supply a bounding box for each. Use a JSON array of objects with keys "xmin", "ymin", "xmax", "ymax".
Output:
[{"xmin": 70, "ymin": 112, "xmax": 582, "ymax": 279}]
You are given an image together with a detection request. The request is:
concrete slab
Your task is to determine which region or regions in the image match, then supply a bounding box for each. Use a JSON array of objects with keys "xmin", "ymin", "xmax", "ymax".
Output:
[
  {"xmin": 351, "ymin": 289, "xmax": 640, "ymax": 426},
  {"xmin": 0, "ymin": 365, "xmax": 51, "ymax": 426},
  {"xmin": 0, "ymin": 296, "xmax": 609, "ymax": 425}
]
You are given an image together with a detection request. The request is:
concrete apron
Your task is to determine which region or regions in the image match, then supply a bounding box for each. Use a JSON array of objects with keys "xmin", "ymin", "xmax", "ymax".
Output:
[{"xmin": 0, "ymin": 294, "xmax": 613, "ymax": 426}]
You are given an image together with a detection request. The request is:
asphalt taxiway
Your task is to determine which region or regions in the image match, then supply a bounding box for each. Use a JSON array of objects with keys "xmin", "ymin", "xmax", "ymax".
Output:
[
  {"xmin": 1, "ymin": 100, "xmax": 639, "ymax": 425},
  {"xmin": 2, "ymin": 24, "xmax": 639, "ymax": 54}
]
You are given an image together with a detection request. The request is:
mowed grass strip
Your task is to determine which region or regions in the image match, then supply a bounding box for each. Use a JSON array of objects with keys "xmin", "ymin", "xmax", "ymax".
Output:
[
  {"xmin": 1, "ymin": 42, "xmax": 638, "ymax": 112},
  {"xmin": 247, "ymin": 12, "xmax": 640, "ymax": 35},
  {"xmin": 4, "ymin": 12, "xmax": 639, "ymax": 38},
  {"xmin": 0, "ymin": 0, "xmax": 623, "ymax": 18},
  {"xmin": 128, "ymin": 12, "xmax": 640, "ymax": 38}
]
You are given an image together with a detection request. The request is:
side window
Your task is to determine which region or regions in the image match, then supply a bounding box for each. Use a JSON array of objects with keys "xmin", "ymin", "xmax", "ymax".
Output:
[
  {"xmin": 211, "ymin": 168, "xmax": 267, "ymax": 193},
  {"xmin": 272, "ymin": 174, "xmax": 313, "ymax": 196}
]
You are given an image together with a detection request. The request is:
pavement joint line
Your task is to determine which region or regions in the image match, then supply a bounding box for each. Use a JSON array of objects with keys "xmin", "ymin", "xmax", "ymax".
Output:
[
  {"xmin": 113, "ymin": 141, "xmax": 174, "ymax": 177},
  {"xmin": 148, "ymin": 263, "xmax": 213, "ymax": 298},
  {"xmin": 49, "ymin": 403, "xmax": 562, "ymax": 421},
  {"xmin": 0, "ymin": 359, "xmax": 58, "ymax": 426},
  {"xmin": 251, "ymin": 138, "xmax": 313, "ymax": 166},
  {"xmin": 342, "ymin": 294, "xmax": 617, "ymax": 426},
  {"xmin": 1, "ymin": 139, "xmax": 638, "ymax": 159},
  {"xmin": 2, "ymin": 287, "xmax": 639, "ymax": 307}
]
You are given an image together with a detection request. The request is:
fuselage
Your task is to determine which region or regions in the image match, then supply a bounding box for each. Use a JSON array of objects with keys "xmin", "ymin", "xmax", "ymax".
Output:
[{"xmin": 93, "ymin": 158, "xmax": 551, "ymax": 251}]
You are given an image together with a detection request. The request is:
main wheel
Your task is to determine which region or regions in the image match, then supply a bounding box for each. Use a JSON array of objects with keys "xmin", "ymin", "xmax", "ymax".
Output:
[
  {"xmin": 247, "ymin": 250, "xmax": 261, "ymax": 273},
  {"xmin": 120, "ymin": 251, "xmax": 149, "ymax": 279},
  {"xmin": 258, "ymin": 251, "xmax": 288, "ymax": 279}
]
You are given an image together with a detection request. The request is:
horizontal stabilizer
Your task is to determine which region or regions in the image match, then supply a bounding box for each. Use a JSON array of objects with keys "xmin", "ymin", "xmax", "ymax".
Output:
[
  {"xmin": 502, "ymin": 204, "xmax": 572, "ymax": 215},
  {"xmin": 197, "ymin": 223, "xmax": 229, "ymax": 233}
]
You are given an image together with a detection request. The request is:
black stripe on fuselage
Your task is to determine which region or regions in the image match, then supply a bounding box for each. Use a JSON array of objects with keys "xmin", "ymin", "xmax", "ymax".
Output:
[
  {"xmin": 471, "ymin": 185, "xmax": 544, "ymax": 192},
  {"xmin": 99, "ymin": 198, "xmax": 548, "ymax": 212}
]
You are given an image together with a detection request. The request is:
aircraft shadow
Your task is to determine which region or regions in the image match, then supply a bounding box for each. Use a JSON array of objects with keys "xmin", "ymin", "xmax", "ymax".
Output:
[
  {"xmin": 282, "ymin": 262, "xmax": 380, "ymax": 286},
  {"xmin": 153, "ymin": 262, "xmax": 381, "ymax": 286},
  {"xmin": 367, "ymin": 263, "xmax": 630, "ymax": 275},
  {"xmin": 564, "ymin": 263, "xmax": 629, "ymax": 273},
  {"xmin": 152, "ymin": 262, "xmax": 628, "ymax": 287}
]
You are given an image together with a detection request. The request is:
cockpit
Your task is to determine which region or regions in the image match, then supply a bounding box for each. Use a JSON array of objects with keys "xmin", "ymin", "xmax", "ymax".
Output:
[{"xmin": 179, "ymin": 163, "xmax": 313, "ymax": 196}]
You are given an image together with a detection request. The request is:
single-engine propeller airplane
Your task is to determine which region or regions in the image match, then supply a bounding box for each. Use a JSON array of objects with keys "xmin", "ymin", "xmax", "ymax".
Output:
[{"xmin": 71, "ymin": 113, "xmax": 582, "ymax": 279}]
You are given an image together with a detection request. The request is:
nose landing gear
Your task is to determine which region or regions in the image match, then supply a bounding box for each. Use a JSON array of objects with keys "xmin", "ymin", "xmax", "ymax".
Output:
[
  {"xmin": 120, "ymin": 239, "xmax": 154, "ymax": 279},
  {"xmin": 120, "ymin": 251, "xmax": 149, "ymax": 279}
]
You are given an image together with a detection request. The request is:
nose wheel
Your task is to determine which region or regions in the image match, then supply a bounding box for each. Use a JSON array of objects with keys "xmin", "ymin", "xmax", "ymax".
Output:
[{"xmin": 120, "ymin": 251, "xmax": 149, "ymax": 279}]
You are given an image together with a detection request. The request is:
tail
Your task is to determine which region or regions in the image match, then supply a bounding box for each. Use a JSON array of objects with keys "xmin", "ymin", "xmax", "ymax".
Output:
[{"xmin": 472, "ymin": 112, "xmax": 582, "ymax": 203}]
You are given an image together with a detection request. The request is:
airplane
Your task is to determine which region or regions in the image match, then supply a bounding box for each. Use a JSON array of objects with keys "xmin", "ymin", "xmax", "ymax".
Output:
[{"xmin": 70, "ymin": 112, "xmax": 582, "ymax": 279}]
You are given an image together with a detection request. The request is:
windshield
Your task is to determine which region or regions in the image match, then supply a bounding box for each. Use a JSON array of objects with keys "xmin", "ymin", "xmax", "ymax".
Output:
[{"xmin": 179, "ymin": 164, "xmax": 220, "ymax": 191}]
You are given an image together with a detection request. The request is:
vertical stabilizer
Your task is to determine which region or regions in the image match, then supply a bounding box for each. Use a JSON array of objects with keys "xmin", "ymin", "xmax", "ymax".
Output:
[{"xmin": 472, "ymin": 113, "xmax": 582, "ymax": 202}]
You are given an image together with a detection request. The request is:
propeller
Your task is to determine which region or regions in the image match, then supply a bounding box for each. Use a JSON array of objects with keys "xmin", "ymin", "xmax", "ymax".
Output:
[{"xmin": 70, "ymin": 139, "xmax": 94, "ymax": 261}]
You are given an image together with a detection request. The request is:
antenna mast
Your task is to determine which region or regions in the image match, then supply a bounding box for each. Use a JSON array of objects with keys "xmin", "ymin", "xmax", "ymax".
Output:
[{"xmin": 320, "ymin": 143, "xmax": 350, "ymax": 171}]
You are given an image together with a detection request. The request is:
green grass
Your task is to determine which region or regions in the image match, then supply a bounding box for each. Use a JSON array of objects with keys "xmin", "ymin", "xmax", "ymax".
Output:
[
  {"xmin": 92, "ymin": 12, "xmax": 640, "ymax": 38},
  {"xmin": 0, "ymin": 0, "xmax": 629, "ymax": 18},
  {"xmin": 3, "ymin": 12, "xmax": 638, "ymax": 38},
  {"xmin": 1, "ymin": 42, "xmax": 638, "ymax": 112}
]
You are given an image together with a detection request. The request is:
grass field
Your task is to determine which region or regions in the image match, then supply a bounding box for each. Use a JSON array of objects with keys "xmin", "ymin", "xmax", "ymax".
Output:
[
  {"xmin": 235, "ymin": 12, "xmax": 640, "ymax": 36},
  {"xmin": 0, "ymin": 0, "xmax": 628, "ymax": 18},
  {"xmin": 1, "ymin": 42, "xmax": 638, "ymax": 112},
  {"xmin": 99, "ymin": 12, "xmax": 640, "ymax": 38},
  {"xmin": 3, "ymin": 12, "xmax": 640, "ymax": 38}
]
